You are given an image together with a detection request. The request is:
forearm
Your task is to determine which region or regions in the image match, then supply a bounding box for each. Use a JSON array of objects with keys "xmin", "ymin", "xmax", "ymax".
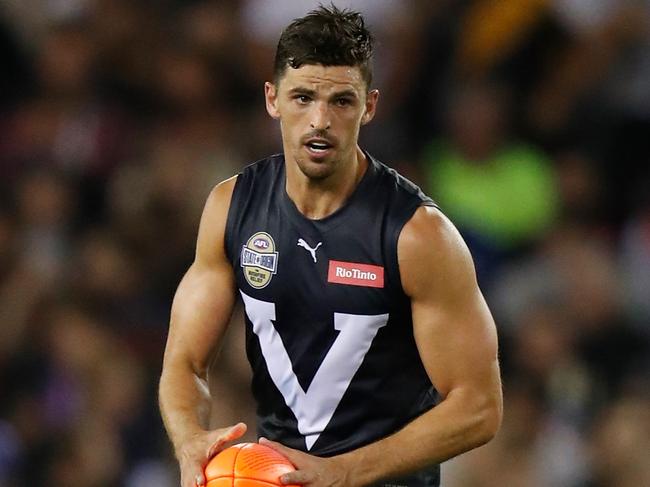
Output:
[
  {"xmin": 338, "ymin": 388, "xmax": 501, "ymax": 486},
  {"xmin": 159, "ymin": 359, "xmax": 212, "ymax": 457}
]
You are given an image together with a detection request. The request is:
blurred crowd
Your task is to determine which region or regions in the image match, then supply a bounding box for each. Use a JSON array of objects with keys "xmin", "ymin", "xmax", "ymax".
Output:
[{"xmin": 0, "ymin": 1, "xmax": 649, "ymax": 486}]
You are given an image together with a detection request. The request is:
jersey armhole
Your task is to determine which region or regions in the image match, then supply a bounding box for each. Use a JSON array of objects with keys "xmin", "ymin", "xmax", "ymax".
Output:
[
  {"xmin": 390, "ymin": 201, "xmax": 438, "ymax": 297},
  {"xmin": 223, "ymin": 174, "xmax": 242, "ymax": 264}
]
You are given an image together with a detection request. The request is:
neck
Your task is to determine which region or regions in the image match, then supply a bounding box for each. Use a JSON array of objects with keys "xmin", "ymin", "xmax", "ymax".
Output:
[{"xmin": 285, "ymin": 146, "xmax": 368, "ymax": 220}]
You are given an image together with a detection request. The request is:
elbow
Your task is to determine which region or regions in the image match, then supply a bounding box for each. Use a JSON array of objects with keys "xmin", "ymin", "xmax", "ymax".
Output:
[{"xmin": 473, "ymin": 393, "xmax": 503, "ymax": 447}]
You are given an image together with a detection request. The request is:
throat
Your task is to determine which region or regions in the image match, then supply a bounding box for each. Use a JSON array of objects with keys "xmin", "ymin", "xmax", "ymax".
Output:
[
  {"xmin": 293, "ymin": 190, "xmax": 345, "ymax": 220},
  {"xmin": 287, "ymin": 149, "xmax": 368, "ymax": 220}
]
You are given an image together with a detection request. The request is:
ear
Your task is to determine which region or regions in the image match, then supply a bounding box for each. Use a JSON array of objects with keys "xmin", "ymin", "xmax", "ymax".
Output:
[
  {"xmin": 361, "ymin": 89, "xmax": 379, "ymax": 125},
  {"xmin": 265, "ymin": 82, "xmax": 281, "ymax": 119}
]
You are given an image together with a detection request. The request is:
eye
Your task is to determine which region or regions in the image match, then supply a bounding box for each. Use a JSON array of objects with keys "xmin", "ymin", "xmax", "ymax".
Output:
[
  {"xmin": 294, "ymin": 95, "xmax": 311, "ymax": 104},
  {"xmin": 335, "ymin": 97, "xmax": 352, "ymax": 107}
]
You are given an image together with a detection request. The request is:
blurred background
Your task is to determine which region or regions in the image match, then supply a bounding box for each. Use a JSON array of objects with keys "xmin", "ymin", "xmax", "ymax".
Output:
[{"xmin": 0, "ymin": 1, "xmax": 649, "ymax": 486}]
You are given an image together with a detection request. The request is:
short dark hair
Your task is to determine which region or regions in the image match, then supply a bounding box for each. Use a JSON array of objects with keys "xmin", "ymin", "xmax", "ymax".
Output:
[{"xmin": 273, "ymin": 4, "xmax": 374, "ymax": 89}]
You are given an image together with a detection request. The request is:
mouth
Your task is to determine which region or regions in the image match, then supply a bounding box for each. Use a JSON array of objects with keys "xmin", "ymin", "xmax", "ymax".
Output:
[{"xmin": 304, "ymin": 138, "xmax": 334, "ymax": 158}]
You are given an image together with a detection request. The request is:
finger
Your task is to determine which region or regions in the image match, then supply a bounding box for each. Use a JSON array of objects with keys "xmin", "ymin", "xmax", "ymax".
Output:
[
  {"xmin": 181, "ymin": 456, "xmax": 206, "ymax": 487},
  {"xmin": 258, "ymin": 437, "xmax": 288, "ymax": 454},
  {"xmin": 207, "ymin": 422, "xmax": 248, "ymax": 458},
  {"xmin": 223, "ymin": 422, "xmax": 247, "ymax": 441},
  {"xmin": 182, "ymin": 469, "xmax": 205, "ymax": 487},
  {"xmin": 258, "ymin": 437, "xmax": 304, "ymax": 466},
  {"xmin": 280, "ymin": 470, "xmax": 315, "ymax": 485}
]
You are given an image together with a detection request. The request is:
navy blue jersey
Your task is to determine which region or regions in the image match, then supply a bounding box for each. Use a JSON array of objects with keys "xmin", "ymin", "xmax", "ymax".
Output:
[{"xmin": 224, "ymin": 153, "xmax": 440, "ymax": 486}]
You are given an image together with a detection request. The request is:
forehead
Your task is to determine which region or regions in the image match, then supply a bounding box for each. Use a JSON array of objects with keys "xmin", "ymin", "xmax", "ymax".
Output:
[{"xmin": 279, "ymin": 64, "xmax": 366, "ymax": 93}]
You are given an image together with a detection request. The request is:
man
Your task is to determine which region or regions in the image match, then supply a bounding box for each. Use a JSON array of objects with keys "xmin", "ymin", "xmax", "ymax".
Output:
[{"xmin": 159, "ymin": 5, "xmax": 502, "ymax": 487}]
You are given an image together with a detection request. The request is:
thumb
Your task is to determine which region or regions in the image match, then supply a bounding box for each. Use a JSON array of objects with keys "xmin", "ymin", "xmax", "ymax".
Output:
[
  {"xmin": 207, "ymin": 422, "xmax": 248, "ymax": 458},
  {"xmin": 222, "ymin": 422, "xmax": 248, "ymax": 442}
]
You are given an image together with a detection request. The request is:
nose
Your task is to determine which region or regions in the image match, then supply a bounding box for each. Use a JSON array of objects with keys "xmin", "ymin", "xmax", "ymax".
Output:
[{"xmin": 310, "ymin": 101, "xmax": 331, "ymax": 130}]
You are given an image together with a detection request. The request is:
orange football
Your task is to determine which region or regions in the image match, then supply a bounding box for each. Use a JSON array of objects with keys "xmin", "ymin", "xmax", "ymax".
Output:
[{"xmin": 205, "ymin": 442, "xmax": 298, "ymax": 487}]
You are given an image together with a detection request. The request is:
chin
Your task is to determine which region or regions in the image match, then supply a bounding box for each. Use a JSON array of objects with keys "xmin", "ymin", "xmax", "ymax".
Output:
[{"xmin": 296, "ymin": 157, "xmax": 337, "ymax": 180}]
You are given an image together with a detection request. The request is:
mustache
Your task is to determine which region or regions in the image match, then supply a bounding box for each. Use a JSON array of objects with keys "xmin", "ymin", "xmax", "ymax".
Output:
[{"xmin": 301, "ymin": 130, "xmax": 338, "ymax": 145}]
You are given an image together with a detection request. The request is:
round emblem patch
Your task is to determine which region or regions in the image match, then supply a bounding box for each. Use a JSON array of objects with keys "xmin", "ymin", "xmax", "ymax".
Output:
[{"xmin": 240, "ymin": 232, "xmax": 279, "ymax": 289}]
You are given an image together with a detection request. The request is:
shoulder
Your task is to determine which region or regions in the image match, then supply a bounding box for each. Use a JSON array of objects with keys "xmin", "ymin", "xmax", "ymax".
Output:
[
  {"xmin": 226, "ymin": 154, "xmax": 285, "ymax": 199},
  {"xmin": 368, "ymin": 154, "xmax": 436, "ymax": 208},
  {"xmin": 398, "ymin": 206, "xmax": 476, "ymax": 298},
  {"xmin": 208, "ymin": 153, "xmax": 284, "ymax": 208},
  {"xmin": 205, "ymin": 175, "xmax": 238, "ymax": 214},
  {"xmin": 398, "ymin": 206, "xmax": 467, "ymax": 261},
  {"xmin": 195, "ymin": 175, "xmax": 238, "ymax": 265},
  {"xmin": 239, "ymin": 153, "xmax": 285, "ymax": 178}
]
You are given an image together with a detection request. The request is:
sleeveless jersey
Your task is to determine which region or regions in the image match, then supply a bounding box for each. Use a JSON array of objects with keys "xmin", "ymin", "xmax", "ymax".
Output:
[{"xmin": 225, "ymin": 153, "xmax": 440, "ymax": 486}]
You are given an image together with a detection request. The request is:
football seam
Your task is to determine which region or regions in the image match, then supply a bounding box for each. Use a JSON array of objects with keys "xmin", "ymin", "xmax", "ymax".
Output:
[
  {"xmin": 208, "ymin": 475, "xmax": 283, "ymax": 487},
  {"xmin": 232, "ymin": 444, "xmax": 244, "ymax": 487}
]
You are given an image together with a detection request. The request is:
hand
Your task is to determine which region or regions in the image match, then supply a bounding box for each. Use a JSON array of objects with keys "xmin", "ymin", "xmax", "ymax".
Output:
[
  {"xmin": 259, "ymin": 437, "xmax": 351, "ymax": 487},
  {"xmin": 178, "ymin": 422, "xmax": 247, "ymax": 487}
]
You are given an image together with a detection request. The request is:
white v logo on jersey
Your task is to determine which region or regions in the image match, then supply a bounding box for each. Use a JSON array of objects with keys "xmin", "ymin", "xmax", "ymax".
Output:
[
  {"xmin": 297, "ymin": 238, "xmax": 322, "ymax": 263},
  {"xmin": 240, "ymin": 291, "xmax": 389, "ymax": 450}
]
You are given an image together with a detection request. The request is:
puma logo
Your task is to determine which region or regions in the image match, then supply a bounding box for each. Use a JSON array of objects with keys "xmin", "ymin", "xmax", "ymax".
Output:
[{"xmin": 297, "ymin": 238, "xmax": 322, "ymax": 263}]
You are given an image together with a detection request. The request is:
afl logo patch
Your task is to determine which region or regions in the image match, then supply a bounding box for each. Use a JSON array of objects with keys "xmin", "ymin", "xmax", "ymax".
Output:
[{"xmin": 241, "ymin": 232, "xmax": 278, "ymax": 289}]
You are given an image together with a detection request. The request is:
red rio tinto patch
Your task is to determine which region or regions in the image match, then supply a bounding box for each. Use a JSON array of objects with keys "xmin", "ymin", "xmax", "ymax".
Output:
[{"xmin": 327, "ymin": 260, "xmax": 384, "ymax": 288}]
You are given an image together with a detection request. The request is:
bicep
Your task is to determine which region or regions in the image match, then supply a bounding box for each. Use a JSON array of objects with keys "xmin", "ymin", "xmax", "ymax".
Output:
[
  {"xmin": 163, "ymin": 178, "xmax": 238, "ymax": 376},
  {"xmin": 399, "ymin": 207, "xmax": 500, "ymax": 400},
  {"xmin": 166, "ymin": 260, "xmax": 237, "ymax": 376}
]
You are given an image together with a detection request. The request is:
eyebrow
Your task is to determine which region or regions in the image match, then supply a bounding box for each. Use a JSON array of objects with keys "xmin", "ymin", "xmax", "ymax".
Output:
[
  {"xmin": 288, "ymin": 87, "xmax": 316, "ymax": 97},
  {"xmin": 332, "ymin": 89, "xmax": 358, "ymax": 99},
  {"xmin": 287, "ymin": 87, "xmax": 359, "ymax": 99}
]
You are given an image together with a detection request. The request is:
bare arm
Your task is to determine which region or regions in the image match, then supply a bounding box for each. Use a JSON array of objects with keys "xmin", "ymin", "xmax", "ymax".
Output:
[
  {"xmin": 262, "ymin": 206, "xmax": 502, "ymax": 486},
  {"xmin": 159, "ymin": 176, "xmax": 247, "ymax": 487},
  {"xmin": 342, "ymin": 205, "xmax": 503, "ymax": 483}
]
